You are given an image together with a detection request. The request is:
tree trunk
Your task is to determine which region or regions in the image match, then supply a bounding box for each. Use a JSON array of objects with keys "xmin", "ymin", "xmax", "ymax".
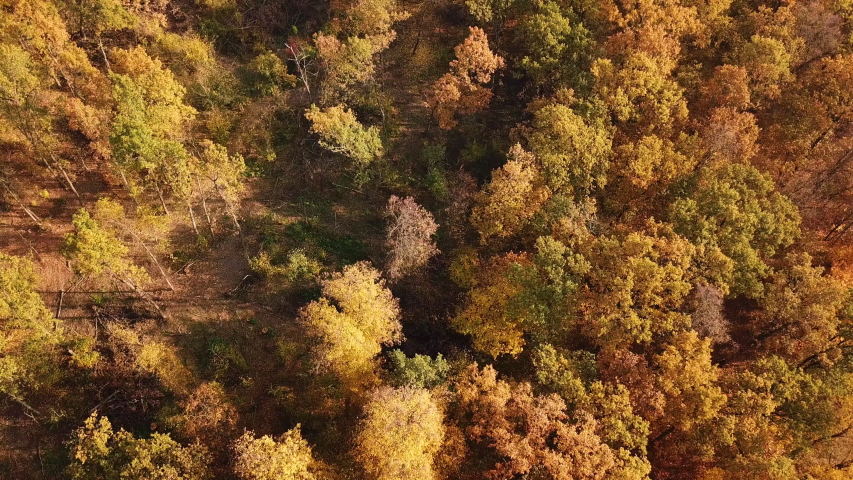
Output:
[
  {"xmin": 137, "ymin": 240, "xmax": 175, "ymax": 291},
  {"xmin": 196, "ymin": 175, "xmax": 215, "ymax": 236},
  {"xmin": 153, "ymin": 179, "xmax": 170, "ymax": 215},
  {"xmin": 213, "ymin": 180, "xmax": 241, "ymax": 234},
  {"xmin": 115, "ymin": 274, "xmax": 167, "ymax": 320},
  {"xmin": 0, "ymin": 178, "xmax": 42, "ymax": 225},
  {"xmin": 188, "ymin": 202, "xmax": 200, "ymax": 236}
]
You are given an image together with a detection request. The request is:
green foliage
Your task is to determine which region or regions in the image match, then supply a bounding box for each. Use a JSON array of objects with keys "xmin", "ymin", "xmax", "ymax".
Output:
[
  {"xmin": 581, "ymin": 223, "xmax": 695, "ymax": 349},
  {"xmin": 0, "ymin": 253, "xmax": 62, "ymax": 401},
  {"xmin": 299, "ymin": 262, "xmax": 402, "ymax": 388},
  {"xmin": 527, "ymin": 102, "xmax": 612, "ymax": 198},
  {"xmin": 250, "ymin": 249, "xmax": 322, "ymax": 287},
  {"xmin": 519, "ymin": 1, "xmax": 595, "ymax": 92},
  {"xmin": 64, "ymin": 208, "xmax": 150, "ymax": 288},
  {"xmin": 387, "ymin": 350, "xmax": 450, "ymax": 389},
  {"xmin": 207, "ymin": 337, "xmax": 247, "ymax": 383},
  {"xmin": 465, "ymin": 0, "xmax": 515, "ymax": 24},
  {"xmin": 64, "ymin": 0, "xmax": 138, "ymax": 37},
  {"xmin": 151, "ymin": 33, "xmax": 215, "ymax": 77},
  {"xmin": 108, "ymin": 46, "xmax": 197, "ymax": 200},
  {"xmin": 671, "ymin": 163, "xmax": 801, "ymax": 297},
  {"xmin": 245, "ymin": 52, "xmax": 296, "ymax": 96},
  {"xmin": 283, "ymin": 220, "xmax": 369, "ymax": 267},
  {"xmin": 305, "ymin": 104, "xmax": 383, "ymax": 170},
  {"xmin": 758, "ymin": 253, "xmax": 847, "ymax": 364}
]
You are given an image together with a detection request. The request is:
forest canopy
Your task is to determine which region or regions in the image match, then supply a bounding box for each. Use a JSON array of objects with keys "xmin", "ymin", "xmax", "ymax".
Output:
[{"xmin": 1, "ymin": 0, "xmax": 853, "ymax": 478}]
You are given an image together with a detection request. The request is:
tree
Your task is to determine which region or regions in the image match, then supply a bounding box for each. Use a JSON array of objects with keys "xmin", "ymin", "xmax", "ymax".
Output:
[
  {"xmin": 728, "ymin": 33, "xmax": 795, "ymax": 104},
  {"xmin": 64, "ymin": 208, "xmax": 150, "ymax": 291},
  {"xmin": 533, "ymin": 347, "xmax": 653, "ymax": 480},
  {"xmin": 518, "ymin": 0, "xmax": 595, "ymax": 93},
  {"xmin": 454, "ymin": 364, "xmax": 621, "ymax": 479},
  {"xmin": 298, "ymin": 262, "xmax": 402, "ymax": 387},
  {"xmin": 592, "ymin": 52, "xmax": 688, "ymax": 137},
  {"xmin": 64, "ymin": 0, "xmax": 137, "ymax": 39},
  {"xmin": 355, "ymin": 386, "xmax": 445, "ymax": 480},
  {"xmin": 196, "ymin": 140, "xmax": 246, "ymax": 234},
  {"xmin": 317, "ymin": 0, "xmax": 408, "ymax": 101},
  {"xmin": 426, "ymin": 27, "xmax": 504, "ymax": 129},
  {"xmin": 715, "ymin": 356, "xmax": 820, "ymax": 479},
  {"xmin": 0, "ymin": 253, "xmax": 62, "ymax": 410},
  {"xmin": 654, "ymin": 330, "xmax": 727, "ymax": 436},
  {"xmin": 245, "ymin": 51, "xmax": 296, "ymax": 97},
  {"xmin": 387, "ymin": 350, "xmax": 450, "ymax": 389},
  {"xmin": 465, "ymin": 0, "xmax": 515, "ymax": 40},
  {"xmin": 335, "ymin": 0, "xmax": 409, "ymax": 42},
  {"xmin": 168, "ymin": 382, "xmax": 238, "ymax": 448},
  {"xmin": 453, "ymin": 236, "xmax": 590, "ymax": 357},
  {"xmin": 315, "ymin": 34, "xmax": 381, "ymax": 102},
  {"xmin": 757, "ymin": 253, "xmax": 847, "ymax": 365},
  {"xmin": 451, "ymin": 253, "xmax": 531, "ymax": 358},
  {"xmin": 470, "ymin": 144, "xmax": 551, "ymax": 243},
  {"xmin": 233, "ymin": 427, "xmax": 316, "ymax": 480},
  {"xmin": 581, "ymin": 222, "xmax": 695, "ymax": 350},
  {"xmin": 69, "ymin": 413, "xmax": 210, "ymax": 480},
  {"xmin": 63, "ymin": 207, "xmax": 168, "ymax": 318},
  {"xmin": 699, "ymin": 107, "xmax": 760, "ymax": 164},
  {"xmin": 384, "ymin": 196, "xmax": 439, "ymax": 280},
  {"xmin": 109, "ymin": 46, "xmax": 197, "ymax": 211},
  {"xmin": 304, "ymin": 104, "xmax": 383, "ymax": 170},
  {"xmin": 684, "ymin": 283, "xmax": 731, "ymax": 345},
  {"xmin": 699, "ymin": 65, "xmax": 752, "ymax": 112},
  {"xmin": 603, "ymin": 0, "xmax": 702, "ymax": 65},
  {"xmin": 88, "ymin": 197, "xmax": 174, "ymax": 290},
  {"xmin": 0, "ymin": 43, "xmax": 82, "ymax": 198},
  {"xmin": 526, "ymin": 101, "xmax": 612, "ymax": 198},
  {"xmin": 612, "ymin": 134, "xmax": 694, "ymax": 189},
  {"xmin": 670, "ymin": 163, "xmax": 801, "ymax": 297}
]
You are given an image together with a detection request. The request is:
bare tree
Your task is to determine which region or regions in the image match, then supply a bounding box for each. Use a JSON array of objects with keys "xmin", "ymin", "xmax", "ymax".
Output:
[
  {"xmin": 685, "ymin": 283, "xmax": 731, "ymax": 345},
  {"xmin": 385, "ymin": 196, "xmax": 439, "ymax": 281}
]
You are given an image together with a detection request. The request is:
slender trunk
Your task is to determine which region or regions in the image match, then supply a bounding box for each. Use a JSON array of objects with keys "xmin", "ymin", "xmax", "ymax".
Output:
[
  {"xmin": 97, "ymin": 36, "xmax": 111, "ymax": 72},
  {"xmin": 285, "ymin": 44, "xmax": 312, "ymax": 101},
  {"xmin": 212, "ymin": 180, "xmax": 241, "ymax": 234},
  {"xmin": 8, "ymin": 395, "xmax": 39, "ymax": 416},
  {"xmin": 19, "ymin": 120, "xmax": 81, "ymax": 201},
  {"xmin": 153, "ymin": 179, "xmax": 170, "ymax": 215},
  {"xmin": 137, "ymin": 240, "xmax": 175, "ymax": 291},
  {"xmin": 0, "ymin": 178, "xmax": 42, "ymax": 225},
  {"xmin": 187, "ymin": 202, "xmax": 200, "ymax": 236},
  {"xmin": 411, "ymin": 28, "xmax": 422, "ymax": 56},
  {"xmin": 55, "ymin": 290, "xmax": 64, "ymax": 319},
  {"xmin": 115, "ymin": 274, "xmax": 167, "ymax": 320},
  {"xmin": 117, "ymin": 167, "xmax": 130, "ymax": 188},
  {"xmin": 196, "ymin": 175, "xmax": 214, "ymax": 236},
  {"xmin": 54, "ymin": 157, "xmax": 81, "ymax": 202}
]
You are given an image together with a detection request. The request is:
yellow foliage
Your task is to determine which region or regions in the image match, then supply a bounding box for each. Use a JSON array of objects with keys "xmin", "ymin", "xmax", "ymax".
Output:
[
  {"xmin": 471, "ymin": 144, "xmax": 551, "ymax": 243},
  {"xmin": 136, "ymin": 341, "xmax": 192, "ymax": 395},
  {"xmin": 452, "ymin": 253, "xmax": 530, "ymax": 358},
  {"xmin": 299, "ymin": 262, "xmax": 401, "ymax": 387},
  {"xmin": 355, "ymin": 386, "xmax": 445, "ymax": 480},
  {"xmin": 233, "ymin": 427, "xmax": 316, "ymax": 480}
]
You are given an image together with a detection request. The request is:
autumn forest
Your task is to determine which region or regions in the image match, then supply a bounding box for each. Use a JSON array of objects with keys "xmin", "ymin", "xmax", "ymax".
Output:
[{"xmin": 1, "ymin": 0, "xmax": 853, "ymax": 478}]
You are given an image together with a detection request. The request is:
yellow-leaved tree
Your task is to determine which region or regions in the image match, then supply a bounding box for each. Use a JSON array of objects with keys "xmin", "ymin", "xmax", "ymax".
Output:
[
  {"xmin": 233, "ymin": 426, "xmax": 316, "ymax": 480},
  {"xmin": 355, "ymin": 386, "xmax": 445, "ymax": 480},
  {"xmin": 298, "ymin": 262, "xmax": 402, "ymax": 388},
  {"xmin": 470, "ymin": 144, "xmax": 551, "ymax": 243}
]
